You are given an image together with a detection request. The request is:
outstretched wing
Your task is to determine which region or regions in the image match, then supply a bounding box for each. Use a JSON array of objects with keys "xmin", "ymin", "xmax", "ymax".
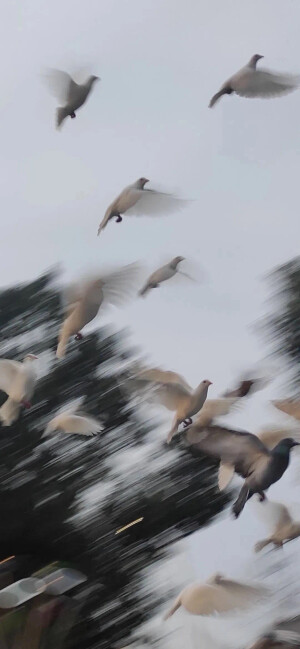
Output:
[
  {"xmin": 196, "ymin": 398, "xmax": 240, "ymax": 426},
  {"xmin": 185, "ymin": 424, "xmax": 268, "ymax": 477},
  {"xmin": 272, "ymin": 399, "xmax": 300, "ymax": 421},
  {"xmin": 236, "ymin": 70, "xmax": 299, "ymax": 98},
  {"xmin": 44, "ymin": 69, "xmax": 78, "ymax": 104},
  {"xmin": 126, "ymin": 190, "xmax": 190, "ymax": 217}
]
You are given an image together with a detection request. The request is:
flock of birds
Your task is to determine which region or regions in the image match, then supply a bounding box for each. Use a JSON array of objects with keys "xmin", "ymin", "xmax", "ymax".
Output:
[{"xmin": 2, "ymin": 53, "xmax": 300, "ymax": 642}]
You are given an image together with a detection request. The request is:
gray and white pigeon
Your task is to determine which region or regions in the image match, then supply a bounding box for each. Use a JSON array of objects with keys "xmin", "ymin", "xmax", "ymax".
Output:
[
  {"xmin": 97, "ymin": 178, "xmax": 189, "ymax": 234},
  {"xmin": 186, "ymin": 424, "xmax": 299, "ymax": 518},
  {"xmin": 0, "ymin": 355, "xmax": 38, "ymax": 426},
  {"xmin": 45, "ymin": 69, "xmax": 100, "ymax": 128},
  {"xmin": 138, "ymin": 256, "xmax": 185, "ymax": 297},
  {"xmin": 209, "ymin": 55, "xmax": 299, "ymax": 108},
  {"xmin": 164, "ymin": 573, "xmax": 267, "ymax": 619}
]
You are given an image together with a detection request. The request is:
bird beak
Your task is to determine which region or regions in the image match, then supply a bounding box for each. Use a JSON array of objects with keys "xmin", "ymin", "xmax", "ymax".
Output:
[
  {"xmin": 258, "ymin": 55, "xmax": 264, "ymax": 60},
  {"xmin": 208, "ymin": 381, "xmax": 213, "ymax": 386}
]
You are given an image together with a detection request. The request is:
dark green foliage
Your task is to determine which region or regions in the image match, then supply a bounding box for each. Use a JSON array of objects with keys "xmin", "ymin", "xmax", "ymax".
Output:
[
  {"xmin": 0, "ymin": 270, "xmax": 229, "ymax": 648},
  {"xmin": 263, "ymin": 257, "xmax": 300, "ymax": 387}
]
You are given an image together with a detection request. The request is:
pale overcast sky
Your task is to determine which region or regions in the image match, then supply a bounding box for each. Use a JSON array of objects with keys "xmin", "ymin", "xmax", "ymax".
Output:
[{"xmin": 2, "ymin": 1, "xmax": 300, "ymax": 646}]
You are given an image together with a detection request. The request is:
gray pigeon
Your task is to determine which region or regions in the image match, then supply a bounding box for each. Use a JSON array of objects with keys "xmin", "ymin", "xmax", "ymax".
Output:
[
  {"xmin": 185, "ymin": 424, "xmax": 299, "ymax": 518},
  {"xmin": 45, "ymin": 69, "xmax": 100, "ymax": 128},
  {"xmin": 209, "ymin": 54, "xmax": 299, "ymax": 108}
]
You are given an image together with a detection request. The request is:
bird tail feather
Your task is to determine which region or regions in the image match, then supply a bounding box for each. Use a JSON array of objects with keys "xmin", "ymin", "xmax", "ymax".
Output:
[
  {"xmin": 56, "ymin": 331, "xmax": 69, "ymax": 359},
  {"xmin": 254, "ymin": 538, "xmax": 271, "ymax": 553},
  {"xmin": 163, "ymin": 596, "xmax": 181, "ymax": 620},
  {"xmin": 209, "ymin": 90, "xmax": 225, "ymax": 108},
  {"xmin": 138, "ymin": 285, "xmax": 150, "ymax": 297},
  {"xmin": 0, "ymin": 398, "xmax": 21, "ymax": 426},
  {"xmin": 56, "ymin": 106, "xmax": 69, "ymax": 129}
]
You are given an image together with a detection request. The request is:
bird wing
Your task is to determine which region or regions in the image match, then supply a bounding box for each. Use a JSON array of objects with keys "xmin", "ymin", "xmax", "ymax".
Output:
[
  {"xmin": 100, "ymin": 262, "xmax": 142, "ymax": 307},
  {"xmin": 272, "ymin": 400, "xmax": 300, "ymax": 421},
  {"xmin": 135, "ymin": 368, "xmax": 192, "ymax": 392},
  {"xmin": 61, "ymin": 414, "xmax": 103, "ymax": 436},
  {"xmin": 0, "ymin": 360, "xmax": 21, "ymax": 395},
  {"xmin": 44, "ymin": 69, "xmax": 78, "ymax": 104},
  {"xmin": 235, "ymin": 70, "xmax": 299, "ymax": 98},
  {"xmin": 154, "ymin": 382, "xmax": 192, "ymax": 411},
  {"xmin": 257, "ymin": 426, "xmax": 300, "ymax": 449},
  {"xmin": 186, "ymin": 424, "xmax": 268, "ymax": 477},
  {"xmin": 196, "ymin": 398, "xmax": 240, "ymax": 426},
  {"xmin": 126, "ymin": 190, "xmax": 190, "ymax": 217}
]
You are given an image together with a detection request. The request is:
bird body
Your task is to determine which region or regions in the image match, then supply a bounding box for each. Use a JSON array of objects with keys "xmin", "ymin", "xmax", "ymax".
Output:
[
  {"xmin": 0, "ymin": 355, "xmax": 38, "ymax": 426},
  {"xmin": 56, "ymin": 263, "xmax": 141, "ymax": 358},
  {"xmin": 253, "ymin": 499, "xmax": 300, "ymax": 552},
  {"xmin": 45, "ymin": 69, "xmax": 99, "ymax": 128},
  {"xmin": 186, "ymin": 425, "xmax": 298, "ymax": 517},
  {"xmin": 139, "ymin": 257, "xmax": 185, "ymax": 297},
  {"xmin": 164, "ymin": 573, "xmax": 266, "ymax": 619},
  {"xmin": 128, "ymin": 366, "xmax": 211, "ymax": 442},
  {"xmin": 97, "ymin": 178, "xmax": 188, "ymax": 234},
  {"xmin": 209, "ymin": 55, "xmax": 299, "ymax": 108}
]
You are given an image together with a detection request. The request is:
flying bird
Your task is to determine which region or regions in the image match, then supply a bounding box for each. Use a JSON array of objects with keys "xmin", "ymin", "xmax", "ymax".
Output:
[
  {"xmin": 138, "ymin": 256, "xmax": 185, "ymax": 297},
  {"xmin": 97, "ymin": 178, "xmax": 189, "ymax": 235},
  {"xmin": 185, "ymin": 424, "xmax": 299, "ymax": 518},
  {"xmin": 44, "ymin": 401, "xmax": 103, "ymax": 437},
  {"xmin": 216, "ymin": 425, "xmax": 300, "ymax": 492},
  {"xmin": 45, "ymin": 69, "xmax": 100, "ymax": 129},
  {"xmin": 56, "ymin": 263, "xmax": 141, "ymax": 358},
  {"xmin": 129, "ymin": 366, "xmax": 212, "ymax": 443},
  {"xmin": 0, "ymin": 355, "xmax": 38, "ymax": 426},
  {"xmin": 163, "ymin": 573, "xmax": 267, "ymax": 619},
  {"xmin": 252, "ymin": 498, "xmax": 300, "ymax": 552},
  {"xmin": 209, "ymin": 55, "xmax": 299, "ymax": 108}
]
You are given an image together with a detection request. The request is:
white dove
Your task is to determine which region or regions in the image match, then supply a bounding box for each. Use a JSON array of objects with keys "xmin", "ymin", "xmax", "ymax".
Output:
[
  {"xmin": 97, "ymin": 178, "xmax": 189, "ymax": 235},
  {"xmin": 138, "ymin": 257, "xmax": 186, "ymax": 297},
  {"xmin": 130, "ymin": 366, "xmax": 212, "ymax": 443},
  {"xmin": 45, "ymin": 69, "xmax": 100, "ymax": 129},
  {"xmin": 209, "ymin": 54, "xmax": 299, "ymax": 108},
  {"xmin": 56, "ymin": 263, "xmax": 141, "ymax": 359},
  {"xmin": 253, "ymin": 497, "xmax": 300, "ymax": 553},
  {"xmin": 44, "ymin": 401, "xmax": 103, "ymax": 437},
  {"xmin": 163, "ymin": 573, "xmax": 267, "ymax": 619},
  {"xmin": 0, "ymin": 354, "xmax": 38, "ymax": 426}
]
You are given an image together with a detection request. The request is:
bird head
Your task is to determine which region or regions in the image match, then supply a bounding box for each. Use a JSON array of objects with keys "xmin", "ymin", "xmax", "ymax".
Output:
[
  {"xmin": 202, "ymin": 380, "xmax": 213, "ymax": 387},
  {"xmin": 174, "ymin": 256, "xmax": 185, "ymax": 265},
  {"xmin": 89, "ymin": 75, "xmax": 100, "ymax": 84},
  {"xmin": 273, "ymin": 437, "xmax": 300, "ymax": 455},
  {"xmin": 136, "ymin": 178, "xmax": 149, "ymax": 189},
  {"xmin": 249, "ymin": 54, "xmax": 264, "ymax": 67}
]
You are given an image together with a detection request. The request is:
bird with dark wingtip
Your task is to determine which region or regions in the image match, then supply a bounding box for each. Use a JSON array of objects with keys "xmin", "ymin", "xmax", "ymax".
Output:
[{"xmin": 185, "ymin": 424, "xmax": 299, "ymax": 518}]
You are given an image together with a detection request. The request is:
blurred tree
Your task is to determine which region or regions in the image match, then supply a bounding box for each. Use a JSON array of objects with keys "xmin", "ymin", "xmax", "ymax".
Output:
[
  {"xmin": 263, "ymin": 257, "xmax": 300, "ymax": 387},
  {"xmin": 0, "ymin": 270, "xmax": 229, "ymax": 649}
]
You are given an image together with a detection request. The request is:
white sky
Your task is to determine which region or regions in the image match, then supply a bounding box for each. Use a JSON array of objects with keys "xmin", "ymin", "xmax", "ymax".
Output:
[{"xmin": 2, "ymin": 1, "xmax": 300, "ymax": 646}]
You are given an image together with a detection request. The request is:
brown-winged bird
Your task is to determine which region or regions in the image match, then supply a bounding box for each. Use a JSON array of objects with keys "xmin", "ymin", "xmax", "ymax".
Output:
[{"xmin": 185, "ymin": 425, "xmax": 299, "ymax": 518}]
